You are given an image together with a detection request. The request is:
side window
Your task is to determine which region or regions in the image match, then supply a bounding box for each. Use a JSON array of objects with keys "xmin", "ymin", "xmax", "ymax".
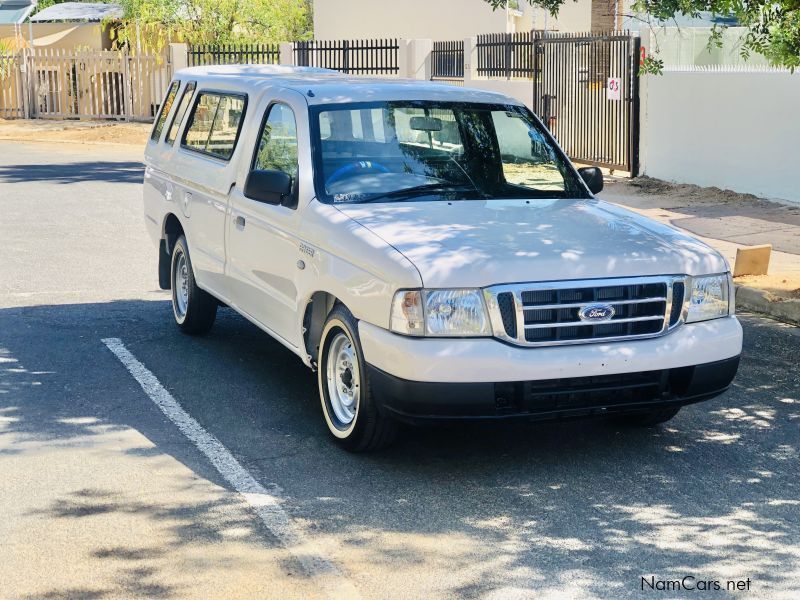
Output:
[
  {"xmin": 165, "ymin": 82, "xmax": 196, "ymax": 145},
  {"xmin": 253, "ymin": 103, "xmax": 298, "ymax": 180},
  {"xmin": 151, "ymin": 80, "xmax": 179, "ymax": 141},
  {"xmin": 491, "ymin": 111, "xmax": 565, "ymax": 192},
  {"xmin": 182, "ymin": 92, "xmax": 246, "ymax": 160}
]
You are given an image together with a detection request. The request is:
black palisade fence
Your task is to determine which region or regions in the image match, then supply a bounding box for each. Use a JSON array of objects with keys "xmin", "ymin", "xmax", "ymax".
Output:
[
  {"xmin": 476, "ymin": 31, "xmax": 535, "ymax": 78},
  {"xmin": 293, "ymin": 39, "xmax": 399, "ymax": 75},
  {"xmin": 533, "ymin": 31, "xmax": 640, "ymax": 174},
  {"xmin": 188, "ymin": 44, "xmax": 281, "ymax": 66},
  {"xmin": 430, "ymin": 40, "xmax": 464, "ymax": 79}
]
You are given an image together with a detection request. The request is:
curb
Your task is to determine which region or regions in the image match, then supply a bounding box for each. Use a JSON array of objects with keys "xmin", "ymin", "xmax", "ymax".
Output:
[{"xmin": 735, "ymin": 285, "xmax": 800, "ymax": 326}]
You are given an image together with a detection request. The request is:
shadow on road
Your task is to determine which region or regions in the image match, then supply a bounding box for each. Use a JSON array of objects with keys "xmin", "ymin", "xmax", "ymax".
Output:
[
  {"xmin": 0, "ymin": 161, "xmax": 144, "ymax": 185},
  {"xmin": 2, "ymin": 300, "xmax": 798, "ymax": 598}
]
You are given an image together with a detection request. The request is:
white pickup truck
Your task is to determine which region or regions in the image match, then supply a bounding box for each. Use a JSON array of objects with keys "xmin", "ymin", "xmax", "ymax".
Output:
[{"xmin": 143, "ymin": 65, "xmax": 742, "ymax": 451}]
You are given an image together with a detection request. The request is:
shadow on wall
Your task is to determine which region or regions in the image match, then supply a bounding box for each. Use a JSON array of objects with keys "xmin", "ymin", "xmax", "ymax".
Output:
[
  {"xmin": 0, "ymin": 161, "xmax": 144, "ymax": 185},
  {"xmin": 1, "ymin": 300, "xmax": 799, "ymax": 597}
]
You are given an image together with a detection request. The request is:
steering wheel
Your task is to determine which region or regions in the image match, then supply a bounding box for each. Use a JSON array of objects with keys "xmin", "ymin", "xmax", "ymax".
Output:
[{"xmin": 325, "ymin": 161, "xmax": 391, "ymax": 187}]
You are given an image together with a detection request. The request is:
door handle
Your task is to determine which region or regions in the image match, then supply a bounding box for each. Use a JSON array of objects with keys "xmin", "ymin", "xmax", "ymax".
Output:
[{"xmin": 235, "ymin": 215, "xmax": 245, "ymax": 229}]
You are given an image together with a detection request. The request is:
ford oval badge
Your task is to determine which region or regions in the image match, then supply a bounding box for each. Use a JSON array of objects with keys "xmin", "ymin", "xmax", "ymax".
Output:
[{"xmin": 578, "ymin": 303, "xmax": 615, "ymax": 322}]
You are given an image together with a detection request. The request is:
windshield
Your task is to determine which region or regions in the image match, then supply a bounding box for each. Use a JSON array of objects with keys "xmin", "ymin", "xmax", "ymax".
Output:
[{"xmin": 310, "ymin": 101, "xmax": 588, "ymax": 204}]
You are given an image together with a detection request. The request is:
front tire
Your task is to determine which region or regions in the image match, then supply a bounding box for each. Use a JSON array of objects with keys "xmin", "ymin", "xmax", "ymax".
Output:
[
  {"xmin": 170, "ymin": 235, "xmax": 217, "ymax": 335},
  {"xmin": 317, "ymin": 306, "xmax": 398, "ymax": 452}
]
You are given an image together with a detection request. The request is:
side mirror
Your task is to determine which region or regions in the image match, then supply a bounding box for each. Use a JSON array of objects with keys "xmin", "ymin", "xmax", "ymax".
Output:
[
  {"xmin": 244, "ymin": 169, "xmax": 293, "ymax": 206},
  {"xmin": 578, "ymin": 166, "xmax": 603, "ymax": 195}
]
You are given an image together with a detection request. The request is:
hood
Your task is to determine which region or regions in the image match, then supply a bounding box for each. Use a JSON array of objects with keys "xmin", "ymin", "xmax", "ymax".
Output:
[{"xmin": 334, "ymin": 199, "xmax": 728, "ymax": 288}]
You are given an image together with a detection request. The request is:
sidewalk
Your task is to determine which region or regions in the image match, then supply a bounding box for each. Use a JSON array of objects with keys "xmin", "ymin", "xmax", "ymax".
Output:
[
  {"xmin": 601, "ymin": 177, "xmax": 800, "ymax": 324},
  {"xmin": 0, "ymin": 119, "xmax": 150, "ymax": 146}
]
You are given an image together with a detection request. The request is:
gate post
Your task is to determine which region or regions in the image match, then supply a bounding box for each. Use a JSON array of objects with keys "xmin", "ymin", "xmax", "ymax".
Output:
[
  {"xmin": 19, "ymin": 48, "xmax": 30, "ymax": 119},
  {"xmin": 27, "ymin": 48, "xmax": 37, "ymax": 119},
  {"xmin": 504, "ymin": 32, "xmax": 512, "ymax": 79},
  {"xmin": 463, "ymin": 37, "xmax": 478, "ymax": 84},
  {"xmin": 630, "ymin": 35, "xmax": 642, "ymax": 177},
  {"xmin": 279, "ymin": 42, "xmax": 293, "ymax": 66},
  {"xmin": 532, "ymin": 31, "xmax": 541, "ymax": 118},
  {"xmin": 169, "ymin": 43, "xmax": 188, "ymax": 73},
  {"xmin": 122, "ymin": 50, "xmax": 133, "ymax": 122},
  {"xmin": 404, "ymin": 39, "xmax": 432, "ymax": 79}
]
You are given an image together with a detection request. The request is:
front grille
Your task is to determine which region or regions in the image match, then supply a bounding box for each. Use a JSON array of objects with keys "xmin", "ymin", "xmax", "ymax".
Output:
[
  {"xmin": 497, "ymin": 292, "xmax": 517, "ymax": 338},
  {"xmin": 670, "ymin": 281, "xmax": 685, "ymax": 326},
  {"xmin": 527, "ymin": 370, "xmax": 665, "ymax": 409},
  {"xmin": 486, "ymin": 277, "xmax": 685, "ymax": 347},
  {"xmin": 492, "ymin": 366, "xmax": 695, "ymax": 415}
]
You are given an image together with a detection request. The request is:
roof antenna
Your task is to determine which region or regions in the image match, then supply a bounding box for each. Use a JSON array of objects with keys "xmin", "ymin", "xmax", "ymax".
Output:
[{"xmin": 307, "ymin": 90, "xmax": 315, "ymax": 97}]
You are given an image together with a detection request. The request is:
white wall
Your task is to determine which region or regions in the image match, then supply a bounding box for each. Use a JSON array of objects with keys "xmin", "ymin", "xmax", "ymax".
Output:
[
  {"xmin": 462, "ymin": 78, "xmax": 534, "ymax": 110},
  {"xmin": 640, "ymin": 69, "xmax": 800, "ymax": 204},
  {"xmin": 313, "ymin": 0, "xmax": 533, "ymax": 39},
  {"xmin": 530, "ymin": 2, "xmax": 592, "ymax": 33}
]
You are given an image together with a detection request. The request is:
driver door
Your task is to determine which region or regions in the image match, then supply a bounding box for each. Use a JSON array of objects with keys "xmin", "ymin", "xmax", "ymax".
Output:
[{"xmin": 226, "ymin": 95, "xmax": 305, "ymax": 348}]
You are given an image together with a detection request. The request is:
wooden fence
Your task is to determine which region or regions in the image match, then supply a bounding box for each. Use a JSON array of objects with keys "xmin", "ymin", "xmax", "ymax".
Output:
[
  {"xmin": 293, "ymin": 39, "xmax": 399, "ymax": 75},
  {"xmin": 0, "ymin": 53, "xmax": 26, "ymax": 118},
  {"xmin": 0, "ymin": 49, "xmax": 171, "ymax": 121},
  {"xmin": 188, "ymin": 44, "xmax": 280, "ymax": 66}
]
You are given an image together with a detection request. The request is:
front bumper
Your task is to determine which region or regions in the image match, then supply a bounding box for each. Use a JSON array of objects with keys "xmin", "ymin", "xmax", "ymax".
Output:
[
  {"xmin": 358, "ymin": 316, "xmax": 743, "ymax": 383},
  {"xmin": 358, "ymin": 316, "xmax": 742, "ymax": 423},
  {"xmin": 368, "ymin": 356, "xmax": 740, "ymax": 423}
]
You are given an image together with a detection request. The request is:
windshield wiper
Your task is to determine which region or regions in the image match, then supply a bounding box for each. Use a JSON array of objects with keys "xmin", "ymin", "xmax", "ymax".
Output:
[{"xmin": 356, "ymin": 183, "xmax": 480, "ymax": 204}]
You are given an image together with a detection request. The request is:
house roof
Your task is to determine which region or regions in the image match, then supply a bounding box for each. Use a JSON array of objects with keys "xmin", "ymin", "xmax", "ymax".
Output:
[
  {"xmin": 0, "ymin": 0, "xmax": 35, "ymax": 25},
  {"xmin": 29, "ymin": 2, "xmax": 122, "ymax": 22}
]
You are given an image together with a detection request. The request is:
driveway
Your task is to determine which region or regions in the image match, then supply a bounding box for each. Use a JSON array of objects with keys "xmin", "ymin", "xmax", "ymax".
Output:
[{"xmin": 1, "ymin": 142, "xmax": 798, "ymax": 599}]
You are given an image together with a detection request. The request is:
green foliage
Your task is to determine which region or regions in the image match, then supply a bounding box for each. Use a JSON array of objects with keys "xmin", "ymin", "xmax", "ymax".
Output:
[
  {"xmin": 113, "ymin": 0, "xmax": 312, "ymax": 53},
  {"xmin": 484, "ymin": 0, "xmax": 800, "ymax": 70},
  {"xmin": 0, "ymin": 39, "xmax": 12, "ymax": 80},
  {"xmin": 640, "ymin": 54, "xmax": 665, "ymax": 75},
  {"xmin": 632, "ymin": 0, "xmax": 800, "ymax": 70}
]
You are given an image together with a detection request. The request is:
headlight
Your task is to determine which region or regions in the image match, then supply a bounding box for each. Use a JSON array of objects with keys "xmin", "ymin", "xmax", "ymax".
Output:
[
  {"xmin": 685, "ymin": 274, "xmax": 732, "ymax": 323},
  {"xmin": 390, "ymin": 289, "xmax": 491, "ymax": 336}
]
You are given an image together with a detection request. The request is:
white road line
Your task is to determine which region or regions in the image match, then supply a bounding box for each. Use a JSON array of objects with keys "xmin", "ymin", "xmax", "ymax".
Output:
[{"xmin": 102, "ymin": 337, "xmax": 358, "ymax": 599}]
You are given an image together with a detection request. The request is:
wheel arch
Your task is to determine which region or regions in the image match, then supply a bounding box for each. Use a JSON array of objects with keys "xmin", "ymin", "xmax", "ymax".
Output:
[
  {"xmin": 159, "ymin": 213, "xmax": 185, "ymax": 290},
  {"xmin": 302, "ymin": 291, "xmax": 343, "ymax": 368}
]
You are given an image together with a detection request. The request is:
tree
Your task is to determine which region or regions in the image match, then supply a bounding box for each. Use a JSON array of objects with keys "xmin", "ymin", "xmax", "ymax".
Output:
[
  {"xmin": 484, "ymin": 0, "xmax": 800, "ymax": 71},
  {"xmin": 113, "ymin": 0, "xmax": 312, "ymax": 53}
]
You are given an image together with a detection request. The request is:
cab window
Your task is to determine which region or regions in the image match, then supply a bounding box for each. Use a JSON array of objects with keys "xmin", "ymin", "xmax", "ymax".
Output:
[
  {"xmin": 182, "ymin": 92, "xmax": 246, "ymax": 160},
  {"xmin": 491, "ymin": 111, "xmax": 565, "ymax": 192},
  {"xmin": 151, "ymin": 81, "xmax": 179, "ymax": 141},
  {"xmin": 166, "ymin": 82, "xmax": 196, "ymax": 145},
  {"xmin": 253, "ymin": 103, "xmax": 298, "ymax": 180}
]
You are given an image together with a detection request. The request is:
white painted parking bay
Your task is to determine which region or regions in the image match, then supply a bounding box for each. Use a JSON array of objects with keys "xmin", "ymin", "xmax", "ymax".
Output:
[{"xmin": 102, "ymin": 337, "xmax": 358, "ymax": 599}]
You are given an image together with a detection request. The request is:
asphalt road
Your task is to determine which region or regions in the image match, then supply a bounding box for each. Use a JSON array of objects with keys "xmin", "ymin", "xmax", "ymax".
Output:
[{"xmin": 1, "ymin": 141, "xmax": 799, "ymax": 599}]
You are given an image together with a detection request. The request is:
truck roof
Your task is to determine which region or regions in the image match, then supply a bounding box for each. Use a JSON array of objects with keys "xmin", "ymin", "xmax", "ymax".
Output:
[{"xmin": 175, "ymin": 64, "xmax": 522, "ymax": 107}]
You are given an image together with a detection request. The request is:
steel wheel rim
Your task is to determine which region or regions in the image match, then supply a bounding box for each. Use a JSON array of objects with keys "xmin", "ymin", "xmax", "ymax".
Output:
[
  {"xmin": 174, "ymin": 252, "xmax": 189, "ymax": 318},
  {"xmin": 325, "ymin": 331, "xmax": 359, "ymax": 428}
]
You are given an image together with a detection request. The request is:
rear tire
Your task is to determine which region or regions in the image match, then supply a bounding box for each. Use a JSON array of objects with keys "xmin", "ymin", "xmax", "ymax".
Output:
[
  {"xmin": 317, "ymin": 305, "xmax": 398, "ymax": 452},
  {"xmin": 616, "ymin": 407, "xmax": 681, "ymax": 427},
  {"xmin": 170, "ymin": 235, "xmax": 217, "ymax": 335}
]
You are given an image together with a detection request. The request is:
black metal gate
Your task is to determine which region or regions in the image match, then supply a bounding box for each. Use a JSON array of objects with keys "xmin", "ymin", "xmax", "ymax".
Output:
[{"xmin": 533, "ymin": 32, "xmax": 640, "ymax": 175}]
